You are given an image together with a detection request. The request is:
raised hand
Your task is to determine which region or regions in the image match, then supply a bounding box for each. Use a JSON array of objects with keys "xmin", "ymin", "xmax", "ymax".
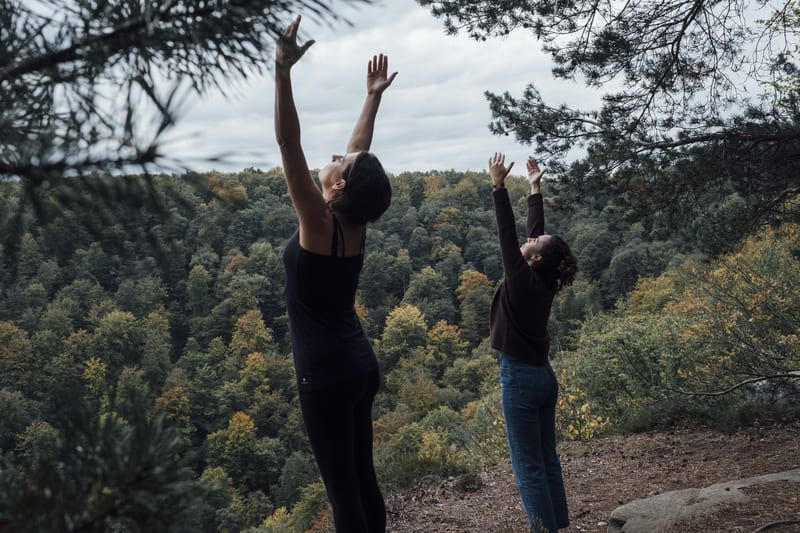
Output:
[
  {"xmin": 276, "ymin": 15, "xmax": 315, "ymax": 71},
  {"xmin": 526, "ymin": 158, "xmax": 545, "ymax": 184},
  {"xmin": 367, "ymin": 54, "xmax": 398, "ymax": 96},
  {"xmin": 489, "ymin": 152, "xmax": 514, "ymax": 187}
]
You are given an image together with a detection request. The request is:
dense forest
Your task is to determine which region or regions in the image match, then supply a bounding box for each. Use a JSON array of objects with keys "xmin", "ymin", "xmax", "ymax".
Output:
[
  {"xmin": 0, "ymin": 164, "xmax": 797, "ymax": 531},
  {"xmin": 2, "ymin": 0, "xmax": 799, "ymax": 530}
]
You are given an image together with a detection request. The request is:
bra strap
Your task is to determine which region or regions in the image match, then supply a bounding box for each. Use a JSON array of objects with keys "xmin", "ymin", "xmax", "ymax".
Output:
[
  {"xmin": 360, "ymin": 225, "xmax": 367, "ymax": 254},
  {"xmin": 331, "ymin": 215, "xmax": 346, "ymax": 257}
]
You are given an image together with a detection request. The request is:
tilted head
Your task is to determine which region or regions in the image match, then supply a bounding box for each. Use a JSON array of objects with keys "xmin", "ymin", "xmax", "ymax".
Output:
[
  {"xmin": 319, "ymin": 151, "xmax": 392, "ymax": 224},
  {"xmin": 521, "ymin": 235, "xmax": 578, "ymax": 292}
]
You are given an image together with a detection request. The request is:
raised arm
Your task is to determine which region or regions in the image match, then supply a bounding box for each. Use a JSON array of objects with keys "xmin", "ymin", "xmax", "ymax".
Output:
[
  {"xmin": 526, "ymin": 158, "xmax": 545, "ymax": 238},
  {"xmin": 274, "ymin": 16, "xmax": 328, "ymax": 229},
  {"xmin": 489, "ymin": 153, "xmax": 527, "ymax": 276},
  {"xmin": 347, "ymin": 54, "xmax": 397, "ymax": 153}
]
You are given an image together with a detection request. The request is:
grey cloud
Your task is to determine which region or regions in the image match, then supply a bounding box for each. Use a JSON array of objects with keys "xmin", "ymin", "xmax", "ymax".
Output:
[{"xmin": 164, "ymin": 0, "xmax": 604, "ymax": 173}]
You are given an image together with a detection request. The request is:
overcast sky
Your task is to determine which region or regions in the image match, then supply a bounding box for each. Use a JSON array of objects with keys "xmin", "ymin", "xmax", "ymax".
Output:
[{"xmin": 162, "ymin": 0, "xmax": 604, "ymax": 176}]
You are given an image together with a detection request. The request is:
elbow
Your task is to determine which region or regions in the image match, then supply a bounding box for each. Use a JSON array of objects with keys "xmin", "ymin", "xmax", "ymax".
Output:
[{"xmin": 275, "ymin": 131, "xmax": 299, "ymax": 149}]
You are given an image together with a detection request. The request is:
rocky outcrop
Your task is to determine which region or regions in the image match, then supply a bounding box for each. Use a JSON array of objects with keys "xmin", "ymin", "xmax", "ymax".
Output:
[{"xmin": 608, "ymin": 468, "xmax": 800, "ymax": 532}]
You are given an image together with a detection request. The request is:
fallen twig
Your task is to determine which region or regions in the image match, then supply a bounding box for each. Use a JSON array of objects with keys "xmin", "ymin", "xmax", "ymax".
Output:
[{"xmin": 753, "ymin": 519, "xmax": 800, "ymax": 532}]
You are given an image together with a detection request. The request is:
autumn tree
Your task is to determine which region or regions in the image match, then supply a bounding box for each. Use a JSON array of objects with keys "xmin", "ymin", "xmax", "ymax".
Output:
[
  {"xmin": 377, "ymin": 305, "xmax": 428, "ymax": 372},
  {"xmin": 402, "ymin": 266, "xmax": 456, "ymax": 326}
]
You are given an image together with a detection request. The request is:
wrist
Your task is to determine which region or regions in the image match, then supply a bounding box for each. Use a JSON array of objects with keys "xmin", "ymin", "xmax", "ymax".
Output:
[
  {"xmin": 275, "ymin": 60, "xmax": 292, "ymax": 77},
  {"xmin": 493, "ymin": 182, "xmax": 505, "ymax": 191}
]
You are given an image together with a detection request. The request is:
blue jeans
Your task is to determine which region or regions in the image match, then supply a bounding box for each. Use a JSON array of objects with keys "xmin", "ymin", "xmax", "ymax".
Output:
[{"xmin": 500, "ymin": 354, "xmax": 569, "ymax": 532}]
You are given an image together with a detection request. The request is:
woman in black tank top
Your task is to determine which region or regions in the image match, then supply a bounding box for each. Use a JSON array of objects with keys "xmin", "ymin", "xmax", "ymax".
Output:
[{"xmin": 275, "ymin": 16, "xmax": 396, "ymax": 533}]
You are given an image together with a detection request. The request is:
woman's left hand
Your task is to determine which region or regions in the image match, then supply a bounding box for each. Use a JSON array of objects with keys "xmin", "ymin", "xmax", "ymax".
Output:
[
  {"xmin": 276, "ymin": 15, "xmax": 315, "ymax": 71},
  {"xmin": 367, "ymin": 54, "xmax": 398, "ymax": 95},
  {"xmin": 489, "ymin": 152, "xmax": 514, "ymax": 187},
  {"xmin": 527, "ymin": 158, "xmax": 545, "ymax": 184}
]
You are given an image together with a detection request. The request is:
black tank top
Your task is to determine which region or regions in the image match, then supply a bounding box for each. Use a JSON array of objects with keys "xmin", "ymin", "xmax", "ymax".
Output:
[{"xmin": 282, "ymin": 216, "xmax": 378, "ymax": 390}]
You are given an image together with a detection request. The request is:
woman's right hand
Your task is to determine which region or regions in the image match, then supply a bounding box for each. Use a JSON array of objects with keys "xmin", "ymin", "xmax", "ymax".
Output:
[
  {"xmin": 276, "ymin": 15, "xmax": 315, "ymax": 71},
  {"xmin": 489, "ymin": 152, "xmax": 514, "ymax": 188},
  {"xmin": 367, "ymin": 54, "xmax": 398, "ymax": 96}
]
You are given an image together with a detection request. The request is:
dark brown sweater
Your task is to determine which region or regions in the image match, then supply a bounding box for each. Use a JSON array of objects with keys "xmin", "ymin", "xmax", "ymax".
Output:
[{"xmin": 489, "ymin": 189, "xmax": 555, "ymax": 365}]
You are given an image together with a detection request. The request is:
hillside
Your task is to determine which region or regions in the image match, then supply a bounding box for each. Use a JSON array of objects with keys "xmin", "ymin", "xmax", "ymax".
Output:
[
  {"xmin": 385, "ymin": 422, "xmax": 800, "ymax": 532},
  {"xmin": 0, "ymin": 169, "xmax": 797, "ymax": 531}
]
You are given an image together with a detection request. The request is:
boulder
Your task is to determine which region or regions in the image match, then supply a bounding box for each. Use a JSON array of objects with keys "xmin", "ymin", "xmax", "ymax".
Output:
[{"xmin": 608, "ymin": 468, "xmax": 800, "ymax": 532}]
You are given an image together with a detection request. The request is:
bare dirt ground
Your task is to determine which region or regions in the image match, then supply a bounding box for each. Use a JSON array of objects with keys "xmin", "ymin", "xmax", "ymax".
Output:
[{"xmin": 385, "ymin": 420, "xmax": 800, "ymax": 533}]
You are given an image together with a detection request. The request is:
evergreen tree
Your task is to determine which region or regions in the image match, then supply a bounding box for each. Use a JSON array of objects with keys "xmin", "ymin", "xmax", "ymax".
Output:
[
  {"xmin": 0, "ymin": 0, "xmax": 364, "ymax": 261},
  {"xmin": 419, "ymin": 0, "xmax": 800, "ymax": 235}
]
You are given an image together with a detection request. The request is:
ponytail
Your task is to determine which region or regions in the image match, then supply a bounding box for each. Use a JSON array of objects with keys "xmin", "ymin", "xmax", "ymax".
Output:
[{"xmin": 534, "ymin": 235, "xmax": 578, "ymax": 292}]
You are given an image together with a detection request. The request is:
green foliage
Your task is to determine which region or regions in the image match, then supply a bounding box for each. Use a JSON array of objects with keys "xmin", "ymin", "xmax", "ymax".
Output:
[
  {"xmin": 207, "ymin": 412, "xmax": 285, "ymax": 494},
  {"xmin": 254, "ymin": 482, "xmax": 329, "ymax": 533},
  {"xmin": 154, "ymin": 386, "xmax": 193, "ymax": 442},
  {"xmin": 460, "ymin": 387, "xmax": 508, "ymax": 466},
  {"xmin": 89, "ymin": 310, "xmax": 145, "ymax": 382},
  {"xmin": 402, "ymin": 266, "xmax": 456, "ymax": 326},
  {"xmin": 422, "ymin": 321, "xmax": 469, "ymax": 380},
  {"xmin": 377, "ymin": 304, "xmax": 428, "ymax": 372},
  {"xmin": 420, "ymin": 0, "xmax": 800, "ymax": 282},
  {"xmin": 620, "ymin": 397, "xmax": 800, "ymax": 435},
  {"xmin": 224, "ymin": 490, "xmax": 275, "ymax": 532},
  {"xmin": 374, "ymin": 391, "xmax": 506, "ymax": 490},
  {"xmin": 0, "ymin": 412, "xmax": 215, "ymax": 532},
  {"xmin": 556, "ymin": 222, "xmax": 800, "ymax": 435},
  {"xmin": 2, "ymin": 164, "xmax": 796, "ymax": 528},
  {"xmin": 13, "ymin": 420, "xmax": 58, "ymax": 467},
  {"xmin": 229, "ymin": 309, "xmax": 276, "ymax": 364},
  {"xmin": 198, "ymin": 467, "xmax": 236, "ymax": 531},
  {"xmin": 360, "ymin": 250, "xmax": 412, "ymax": 309},
  {"xmin": 599, "ymin": 240, "xmax": 679, "ymax": 301},
  {"xmin": 115, "ymin": 277, "xmax": 167, "ymax": 318},
  {"xmin": 114, "ymin": 367, "xmax": 151, "ymax": 425},
  {"xmin": 442, "ymin": 352, "xmax": 497, "ymax": 399},
  {"xmin": 548, "ymin": 279, "xmax": 603, "ymax": 350},
  {"xmin": 187, "ymin": 265, "xmax": 213, "ymax": 316},
  {"xmin": 419, "ymin": 1, "xmax": 800, "ymax": 203},
  {"xmin": 0, "ymin": 389, "xmax": 39, "ymax": 450},
  {"xmin": 1, "ymin": 0, "xmax": 351, "ymax": 265},
  {"xmin": 276, "ymin": 451, "xmax": 320, "ymax": 508},
  {"xmin": 0, "ymin": 321, "xmax": 35, "ymax": 390},
  {"xmin": 141, "ymin": 309, "xmax": 172, "ymax": 388},
  {"xmin": 374, "ymin": 422, "xmax": 427, "ymax": 488}
]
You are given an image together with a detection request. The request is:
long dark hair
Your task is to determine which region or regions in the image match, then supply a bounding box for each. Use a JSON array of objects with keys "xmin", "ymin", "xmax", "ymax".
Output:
[
  {"xmin": 327, "ymin": 152, "xmax": 392, "ymax": 225},
  {"xmin": 533, "ymin": 235, "xmax": 578, "ymax": 293}
]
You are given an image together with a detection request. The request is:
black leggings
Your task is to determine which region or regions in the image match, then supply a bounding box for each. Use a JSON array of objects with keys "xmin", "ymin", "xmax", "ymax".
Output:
[{"xmin": 298, "ymin": 370, "xmax": 385, "ymax": 533}]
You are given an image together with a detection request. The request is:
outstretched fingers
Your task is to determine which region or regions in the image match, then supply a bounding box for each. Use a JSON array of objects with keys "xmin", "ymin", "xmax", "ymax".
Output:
[
  {"xmin": 489, "ymin": 153, "xmax": 515, "ymax": 178},
  {"xmin": 366, "ymin": 53, "xmax": 398, "ymax": 94},
  {"xmin": 526, "ymin": 158, "xmax": 546, "ymax": 183},
  {"xmin": 277, "ymin": 14, "xmax": 314, "ymax": 68},
  {"xmin": 284, "ymin": 15, "xmax": 300, "ymax": 38}
]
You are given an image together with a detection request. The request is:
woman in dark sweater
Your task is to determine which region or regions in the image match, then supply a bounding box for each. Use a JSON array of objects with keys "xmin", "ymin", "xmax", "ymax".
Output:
[
  {"xmin": 488, "ymin": 153, "xmax": 578, "ymax": 532},
  {"xmin": 275, "ymin": 16, "xmax": 396, "ymax": 532}
]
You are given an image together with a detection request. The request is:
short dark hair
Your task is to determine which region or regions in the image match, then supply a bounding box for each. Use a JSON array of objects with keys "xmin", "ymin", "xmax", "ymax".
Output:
[
  {"xmin": 534, "ymin": 235, "xmax": 578, "ymax": 293},
  {"xmin": 328, "ymin": 152, "xmax": 392, "ymax": 225}
]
